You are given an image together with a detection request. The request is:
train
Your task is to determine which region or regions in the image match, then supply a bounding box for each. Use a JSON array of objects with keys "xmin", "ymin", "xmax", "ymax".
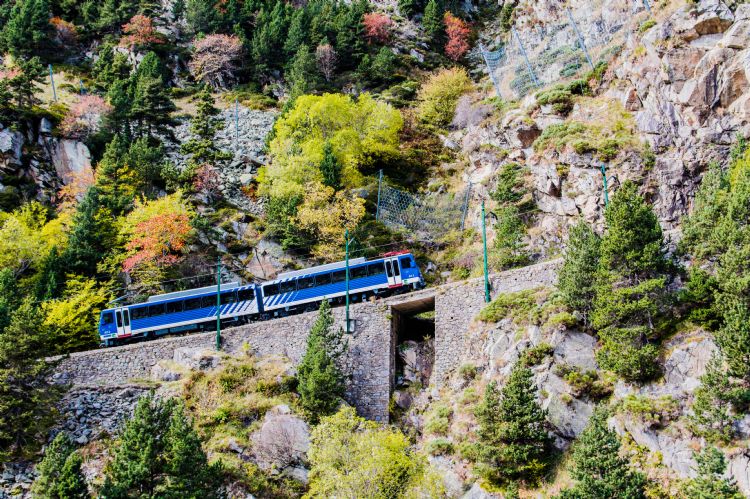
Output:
[{"xmin": 98, "ymin": 251, "xmax": 424, "ymax": 347}]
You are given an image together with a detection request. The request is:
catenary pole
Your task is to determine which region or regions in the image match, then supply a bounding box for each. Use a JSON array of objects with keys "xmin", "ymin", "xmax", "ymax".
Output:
[
  {"xmin": 48, "ymin": 64, "xmax": 57, "ymax": 102},
  {"xmin": 482, "ymin": 201, "xmax": 490, "ymax": 303},
  {"xmin": 345, "ymin": 229, "xmax": 351, "ymax": 333},
  {"xmin": 216, "ymin": 256, "xmax": 221, "ymax": 350},
  {"xmin": 376, "ymin": 170, "xmax": 383, "ymax": 221},
  {"xmin": 600, "ymin": 164, "xmax": 610, "ymax": 207}
]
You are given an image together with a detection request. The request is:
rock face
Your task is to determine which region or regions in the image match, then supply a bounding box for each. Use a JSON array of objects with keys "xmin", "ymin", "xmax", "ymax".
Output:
[
  {"xmin": 44, "ymin": 138, "xmax": 93, "ymax": 186},
  {"xmin": 252, "ymin": 405, "xmax": 310, "ymax": 478},
  {"xmin": 167, "ymin": 106, "xmax": 276, "ymax": 213}
]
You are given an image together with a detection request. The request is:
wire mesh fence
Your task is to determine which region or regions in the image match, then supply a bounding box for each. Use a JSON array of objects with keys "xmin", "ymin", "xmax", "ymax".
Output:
[
  {"xmin": 376, "ymin": 174, "xmax": 471, "ymax": 240},
  {"xmin": 480, "ymin": 0, "xmax": 652, "ymax": 100}
]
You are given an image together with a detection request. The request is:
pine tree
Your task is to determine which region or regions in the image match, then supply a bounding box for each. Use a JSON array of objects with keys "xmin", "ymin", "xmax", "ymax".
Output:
[
  {"xmin": 126, "ymin": 136, "xmax": 168, "ymax": 190},
  {"xmin": 0, "ymin": 269, "xmax": 18, "ymax": 333},
  {"xmin": 185, "ymin": 0, "xmax": 219, "ymax": 34},
  {"xmin": 320, "ymin": 142, "xmax": 341, "ymax": 190},
  {"xmin": 0, "ymin": 299, "xmax": 58, "ymax": 460},
  {"xmin": 130, "ymin": 74, "xmax": 177, "ymax": 140},
  {"xmin": 32, "ymin": 432, "xmax": 88, "ymax": 499},
  {"xmin": 297, "ymin": 300, "xmax": 346, "ymax": 423},
  {"xmin": 558, "ymin": 220, "xmax": 601, "ymax": 325},
  {"xmin": 370, "ymin": 46, "xmax": 397, "ymax": 83},
  {"xmin": 62, "ymin": 187, "xmax": 118, "ymax": 277},
  {"xmin": 715, "ymin": 299, "xmax": 750, "ymax": 380},
  {"xmin": 92, "ymin": 43, "xmax": 132, "ymax": 91},
  {"xmin": 0, "ymin": 0, "xmax": 53, "ymax": 58},
  {"xmin": 398, "ymin": 0, "xmax": 421, "ymax": 19},
  {"xmin": 682, "ymin": 447, "xmax": 743, "ymax": 499},
  {"xmin": 180, "ymin": 86, "xmax": 230, "ymax": 167},
  {"xmin": 559, "ymin": 407, "xmax": 646, "ymax": 499},
  {"xmin": 95, "ymin": 135, "xmax": 137, "ymax": 216},
  {"xmin": 101, "ymin": 394, "xmax": 222, "ymax": 497},
  {"xmin": 284, "ymin": 8, "xmax": 308, "ymax": 58},
  {"xmin": 334, "ymin": 0, "xmax": 367, "ymax": 69},
  {"xmin": 6, "ymin": 56, "xmax": 46, "ymax": 109},
  {"xmin": 33, "ymin": 246, "xmax": 64, "ymax": 301},
  {"xmin": 251, "ymin": 9, "xmax": 273, "ymax": 77},
  {"xmin": 422, "ymin": 0, "xmax": 445, "ymax": 46},
  {"xmin": 287, "ymin": 43, "xmax": 318, "ymax": 100},
  {"xmin": 474, "ymin": 359, "xmax": 552, "ymax": 486},
  {"xmin": 592, "ymin": 181, "xmax": 673, "ymax": 382}
]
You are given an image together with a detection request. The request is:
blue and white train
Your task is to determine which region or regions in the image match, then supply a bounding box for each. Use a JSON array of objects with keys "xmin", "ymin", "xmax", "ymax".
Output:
[{"xmin": 99, "ymin": 251, "xmax": 424, "ymax": 346}]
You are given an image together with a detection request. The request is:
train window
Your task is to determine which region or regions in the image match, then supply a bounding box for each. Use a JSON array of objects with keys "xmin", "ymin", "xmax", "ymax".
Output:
[
  {"xmin": 368, "ymin": 262, "xmax": 385, "ymax": 276},
  {"xmin": 116, "ymin": 311, "xmax": 123, "ymax": 327},
  {"xmin": 280, "ymin": 280, "xmax": 297, "ymax": 294},
  {"xmin": 149, "ymin": 304, "xmax": 166, "ymax": 317},
  {"xmin": 352, "ymin": 266, "xmax": 367, "ymax": 279},
  {"xmin": 184, "ymin": 297, "xmax": 201, "ymax": 310},
  {"xmin": 393, "ymin": 260, "xmax": 401, "ymax": 276},
  {"xmin": 331, "ymin": 270, "xmax": 346, "ymax": 283},
  {"xmin": 131, "ymin": 307, "xmax": 148, "ymax": 320},
  {"xmin": 102, "ymin": 312, "xmax": 114, "ymax": 325},
  {"xmin": 385, "ymin": 260, "xmax": 393, "ymax": 277},
  {"xmin": 201, "ymin": 296, "xmax": 216, "ymax": 309},
  {"xmin": 298, "ymin": 276, "xmax": 315, "ymax": 289},
  {"xmin": 315, "ymin": 273, "xmax": 332, "ymax": 286},
  {"xmin": 263, "ymin": 284, "xmax": 279, "ymax": 296},
  {"xmin": 123, "ymin": 310, "xmax": 130, "ymax": 327},
  {"xmin": 166, "ymin": 301, "xmax": 183, "ymax": 314},
  {"xmin": 400, "ymin": 257, "xmax": 413, "ymax": 269},
  {"xmin": 220, "ymin": 292, "xmax": 236, "ymax": 305},
  {"xmin": 238, "ymin": 288, "xmax": 255, "ymax": 301}
]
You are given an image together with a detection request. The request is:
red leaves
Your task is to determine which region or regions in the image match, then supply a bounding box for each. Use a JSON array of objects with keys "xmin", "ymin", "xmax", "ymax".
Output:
[
  {"xmin": 59, "ymin": 95, "xmax": 113, "ymax": 140},
  {"xmin": 122, "ymin": 213, "xmax": 192, "ymax": 273},
  {"xmin": 444, "ymin": 12, "xmax": 472, "ymax": 61},
  {"xmin": 120, "ymin": 15, "xmax": 164, "ymax": 49},
  {"xmin": 189, "ymin": 34, "xmax": 243, "ymax": 89},
  {"xmin": 363, "ymin": 13, "xmax": 394, "ymax": 45}
]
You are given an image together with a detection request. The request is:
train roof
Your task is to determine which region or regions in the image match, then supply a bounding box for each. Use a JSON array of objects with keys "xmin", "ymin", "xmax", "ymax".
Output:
[
  {"xmin": 275, "ymin": 257, "xmax": 367, "ymax": 281},
  {"xmin": 145, "ymin": 281, "xmax": 243, "ymax": 303}
]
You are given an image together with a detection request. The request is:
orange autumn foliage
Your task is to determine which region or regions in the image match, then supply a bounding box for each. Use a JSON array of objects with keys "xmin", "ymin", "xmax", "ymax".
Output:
[
  {"xmin": 120, "ymin": 15, "xmax": 164, "ymax": 49},
  {"xmin": 122, "ymin": 213, "xmax": 191, "ymax": 272},
  {"xmin": 444, "ymin": 12, "xmax": 471, "ymax": 61}
]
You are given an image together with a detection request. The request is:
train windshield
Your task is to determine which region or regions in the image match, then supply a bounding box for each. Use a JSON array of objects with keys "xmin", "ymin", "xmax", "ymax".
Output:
[{"xmin": 101, "ymin": 311, "xmax": 114, "ymax": 325}]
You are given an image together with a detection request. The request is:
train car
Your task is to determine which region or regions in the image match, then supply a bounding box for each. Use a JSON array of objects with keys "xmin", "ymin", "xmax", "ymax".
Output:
[
  {"xmin": 259, "ymin": 251, "xmax": 424, "ymax": 317},
  {"xmin": 98, "ymin": 282, "xmax": 259, "ymax": 346}
]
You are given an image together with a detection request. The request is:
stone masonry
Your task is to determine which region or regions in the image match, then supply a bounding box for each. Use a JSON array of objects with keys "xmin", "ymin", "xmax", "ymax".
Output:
[{"xmin": 52, "ymin": 259, "xmax": 560, "ymax": 423}]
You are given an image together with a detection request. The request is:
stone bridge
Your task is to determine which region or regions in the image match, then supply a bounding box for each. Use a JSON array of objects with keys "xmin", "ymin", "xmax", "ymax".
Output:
[{"xmin": 53, "ymin": 259, "xmax": 560, "ymax": 422}]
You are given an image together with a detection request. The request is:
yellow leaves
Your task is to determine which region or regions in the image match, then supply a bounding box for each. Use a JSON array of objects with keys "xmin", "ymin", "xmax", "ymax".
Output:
[
  {"xmin": 417, "ymin": 67, "xmax": 472, "ymax": 127},
  {"xmin": 294, "ymin": 182, "xmax": 365, "ymax": 261},
  {"xmin": 0, "ymin": 202, "xmax": 70, "ymax": 274},
  {"xmin": 42, "ymin": 275, "xmax": 110, "ymax": 352}
]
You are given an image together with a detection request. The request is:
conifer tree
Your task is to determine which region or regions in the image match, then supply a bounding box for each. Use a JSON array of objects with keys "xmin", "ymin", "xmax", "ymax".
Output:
[
  {"xmin": 101, "ymin": 394, "xmax": 222, "ymax": 497},
  {"xmin": 297, "ymin": 300, "xmax": 346, "ymax": 422},
  {"xmin": 32, "ymin": 432, "xmax": 88, "ymax": 499},
  {"xmin": 33, "ymin": 246, "xmax": 64, "ymax": 301},
  {"xmin": 251, "ymin": 9, "xmax": 273, "ymax": 76},
  {"xmin": 320, "ymin": 142, "xmax": 341, "ymax": 190},
  {"xmin": 0, "ymin": 269, "xmax": 18, "ymax": 333},
  {"xmin": 423, "ymin": 0, "xmax": 445, "ymax": 46},
  {"xmin": 287, "ymin": 43, "xmax": 318, "ymax": 100},
  {"xmin": 130, "ymin": 74, "xmax": 177, "ymax": 140},
  {"xmin": 558, "ymin": 220, "xmax": 601, "ymax": 325},
  {"xmin": 559, "ymin": 407, "xmax": 646, "ymax": 499},
  {"xmin": 180, "ymin": 86, "xmax": 230, "ymax": 167},
  {"xmin": 0, "ymin": 299, "xmax": 58, "ymax": 460},
  {"xmin": 474, "ymin": 360, "xmax": 552, "ymax": 486},
  {"xmin": 592, "ymin": 181, "xmax": 673, "ymax": 382},
  {"xmin": 126, "ymin": 136, "xmax": 168, "ymax": 190},
  {"xmin": 95, "ymin": 135, "xmax": 137, "ymax": 216},
  {"xmin": 62, "ymin": 187, "xmax": 118, "ymax": 277},
  {"xmin": 185, "ymin": 0, "xmax": 219, "ymax": 34},
  {"xmin": 370, "ymin": 46, "xmax": 397, "ymax": 83},
  {"xmin": 284, "ymin": 8, "xmax": 308, "ymax": 58},
  {"xmin": 6, "ymin": 56, "xmax": 46, "ymax": 109},
  {"xmin": 0, "ymin": 0, "xmax": 53, "ymax": 58},
  {"xmin": 682, "ymin": 447, "xmax": 743, "ymax": 499},
  {"xmin": 334, "ymin": 0, "xmax": 367, "ymax": 69}
]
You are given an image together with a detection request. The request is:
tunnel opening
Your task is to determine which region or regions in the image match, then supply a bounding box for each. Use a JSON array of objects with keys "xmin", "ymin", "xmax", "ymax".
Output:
[{"xmin": 390, "ymin": 296, "xmax": 435, "ymax": 416}]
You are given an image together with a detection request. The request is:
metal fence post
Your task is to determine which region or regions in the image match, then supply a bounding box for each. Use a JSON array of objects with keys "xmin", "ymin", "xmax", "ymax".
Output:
[
  {"xmin": 482, "ymin": 200, "xmax": 490, "ymax": 303},
  {"xmin": 375, "ymin": 170, "xmax": 383, "ymax": 221},
  {"xmin": 48, "ymin": 64, "xmax": 57, "ymax": 102},
  {"xmin": 215, "ymin": 256, "xmax": 221, "ymax": 351},
  {"xmin": 479, "ymin": 43, "xmax": 503, "ymax": 100},
  {"xmin": 234, "ymin": 98, "xmax": 239, "ymax": 146},
  {"xmin": 512, "ymin": 28, "xmax": 540, "ymax": 89},
  {"xmin": 566, "ymin": 8, "xmax": 594, "ymax": 70},
  {"xmin": 600, "ymin": 164, "xmax": 610, "ymax": 207},
  {"xmin": 460, "ymin": 183, "xmax": 471, "ymax": 230},
  {"xmin": 642, "ymin": 0, "xmax": 652, "ymax": 13}
]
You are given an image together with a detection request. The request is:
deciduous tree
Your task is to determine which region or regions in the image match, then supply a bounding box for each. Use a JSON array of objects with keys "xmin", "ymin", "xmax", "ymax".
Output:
[
  {"xmin": 189, "ymin": 34, "xmax": 243, "ymax": 89},
  {"xmin": 120, "ymin": 14, "xmax": 164, "ymax": 49},
  {"xmin": 444, "ymin": 12, "xmax": 471, "ymax": 61},
  {"xmin": 60, "ymin": 95, "xmax": 113, "ymax": 140},
  {"xmin": 315, "ymin": 43, "xmax": 337, "ymax": 82},
  {"xmin": 363, "ymin": 12, "xmax": 393, "ymax": 44}
]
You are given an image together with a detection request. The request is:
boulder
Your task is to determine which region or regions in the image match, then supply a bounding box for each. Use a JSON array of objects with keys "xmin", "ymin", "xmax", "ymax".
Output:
[
  {"xmin": 252, "ymin": 406, "xmax": 310, "ymax": 471},
  {"xmin": 461, "ymin": 482, "xmax": 501, "ymax": 499},
  {"xmin": 662, "ymin": 331, "xmax": 716, "ymax": 394},
  {"xmin": 173, "ymin": 347, "xmax": 222, "ymax": 371},
  {"xmin": 0, "ymin": 128, "xmax": 24, "ymax": 168},
  {"xmin": 46, "ymin": 139, "xmax": 93, "ymax": 185},
  {"xmin": 674, "ymin": 0, "xmax": 734, "ymax": 42}
]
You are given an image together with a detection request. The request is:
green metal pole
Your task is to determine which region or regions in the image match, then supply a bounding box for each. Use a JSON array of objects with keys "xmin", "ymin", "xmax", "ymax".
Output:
[
  {"xmin": 345, "ymin": 229, "xmax": 350, "ymax": 334},
  {"xmin": 48, "ymin": 64, "xmax": 57, "ymax": 102},
  {"xmin": 600, "ymin": 164, "xmax": 609, "ymax": 207},
  {"xmin": 216, "ymin": 256, "xmax": 221, "ymax": 350},
  {"xmin": 482, "ymin": 201, "xmax": 490, "ymax": 303}
]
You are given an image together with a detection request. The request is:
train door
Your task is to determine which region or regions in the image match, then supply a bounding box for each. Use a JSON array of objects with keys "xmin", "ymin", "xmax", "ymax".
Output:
[
  {"xmin": 115, "ymin": 307, "xmax": 132, "ymax": 337},
  {"xmin": 385, "ymin": 257, "xmax": 403, "ymax": 287}
]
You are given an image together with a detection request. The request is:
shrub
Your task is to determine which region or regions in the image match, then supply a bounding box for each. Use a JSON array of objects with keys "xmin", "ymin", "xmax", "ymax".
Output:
[
  {"xmin": 59, "ymin": 95, "xmax": 113, "ymax": 140},
  {"xmin": 444, "ymin": 12, "xmax": 471, "ymax": 61},
  {"xmin": 426, "ymin": 438, "xmax": 455, "ymax": 456},
  {"xmin": 522, "ymin": 343, "xmax": 553, "ymax": 367},
  {"xmin": 619, "ymin": 394, "xmax": 680, "ymax": 428},
  {"xmin": 417, "ymin": 67, "xmax": 472, "ymax": 128},
  {"xmin": 555, "ymin": 364, "xmax": 612, "ymax": 400},
  {"xmin": 638, "ymin": 19, "xmax": 657, "ymax": 34},
  {"xmin": 477, "ymin": 289, "xmax": 540, "ymax": 324},
  {"xmin": 491, "ymin": 162, "xmax": 528, "ymax": 205},
  {"xmin": 189, "ymin": 34, "xmax": 243, "ymax": 89},
  {"xmin": 120, "ymin": 15, "xmax": 164, "ymax": 49},
  {"xmin": 459, "ymin": 363, "xmax": 478, "ymax": 380},
  {"xmin": 425, "ymin": 404, "xmax": 452, "ymax": 435},
  {"xmin": 363, "ymin": 12, "xmax": 393, "ymax": 45}
]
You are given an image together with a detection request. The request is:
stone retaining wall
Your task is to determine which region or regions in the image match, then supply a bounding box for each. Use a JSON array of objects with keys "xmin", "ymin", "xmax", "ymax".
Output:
[{"xmin": 52, "ymin": 259, "xmax": 561, "ymax": 422}]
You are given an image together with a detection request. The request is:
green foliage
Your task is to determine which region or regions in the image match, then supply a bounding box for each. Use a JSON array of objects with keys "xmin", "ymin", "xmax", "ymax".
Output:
[
  {"xmin": 680, "ymin": 267, "xmax": 721, "ymax": 330},
  {"xmin": 62, "ymin": 187, "xmax": 118, "ymax": 277},
  {"xmin": 129, "ymin": 54, "xmax": 178, "ymax": 141},
  {"xmin": 619, "ymin": 394, "xmax": 680, "ymax": 428},
  {"xmin": 424, "ymin": 404, "xmax": 452, "ymax": 436},
  {"xmin": 319, "ymin": 141, "xmax": 342, "ymax": 190},
  {"xmin": 478, "ymin": 289, "xmax": 539, "ymax": 323},
  {"xmin": 0, "ymin": 299, "xmax": 59, "ymax": 460},
  {"xmin": 0, "ymin": 0, "xmax": 53, "ymax": 58},
  {"xmin": 417, "ymin": 67, "xmax": 472, "ymax": 128},
  {"xmin": 688, "ymin": 353, "xmax": 749, "ymax": 443},
  {"xmin": 398, "ymin": 0, "xmax": 421, "ymax": 18},
  {"xmin": 459, "ymin": 363, "xmax": 478, "ymax": 380},
  {"xmin": 425, "ymin": 437, "xmax": 454, "ymax": 456},
  {"xmin": 558, "ymin": 220, "xmax": 601, "ymax": 325},
  {"xmin": 490, "ymin": 205, "xmax": 530, "ymax": 270},
  {"xmin": 682, "ymin": 447, "xmax": 744, "ymax": 499},
  {"xmin": 499, "ymin": 0, "xmax": 518, "ymax": 32},
  {"xmin": 592, "ymin": 182, "xmax": 674, "ymax": 382},
  {"xmin": 101, "ymin": 394, "xmax": 223, "ymax": 498},
  {"xmin": 554, "ymin": 364, "xmax": 613, "ymax": 400},
  {"xmin": 297, "ymin": 300, "xmax": 346, "ymax": 422},
  {"xmin": 307, "ymin": 407, "xmax": 441, "ymax": 498},
  {"xmin": 181, "ymin": 87, "xmax": 231, "ymax": 169},
  {"xmin": 521, "ymin": 343, "xmax": 553, "ymax": 367},
  {"xmin": 422, "ymin": 0, "xmax": 445, "ymax": 45},
  {"xmin": 473, "ymin": 363, "xmax": 552, "ymax": 486},
  {"xmin": 638, "ymin": 19, "xmax": 657, "ymax": 34},
  {"xmin": 491, "ymin": 163, "xmax": 528, "ymax": 204},
  {"xmin": 32, "ymin": 432, "xmax": 88, "ymax": 499},
  {"xmin": 95, "ymin": 135, "xmax": 138, "ymax": 216},
  {"xmin": 558, "ymin": 407, "xmax": 646, "ymax": 499},
  {"xmin": 535, "ymin": 80, "xmax": 590, "ymax": 115},
  {"xmin": 287, "ymin": 43, "xmax": 319, "ymax": 100},
  {"xmin": 369, "ymin": 46, "xmax": 398, "ymax": 84}
]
